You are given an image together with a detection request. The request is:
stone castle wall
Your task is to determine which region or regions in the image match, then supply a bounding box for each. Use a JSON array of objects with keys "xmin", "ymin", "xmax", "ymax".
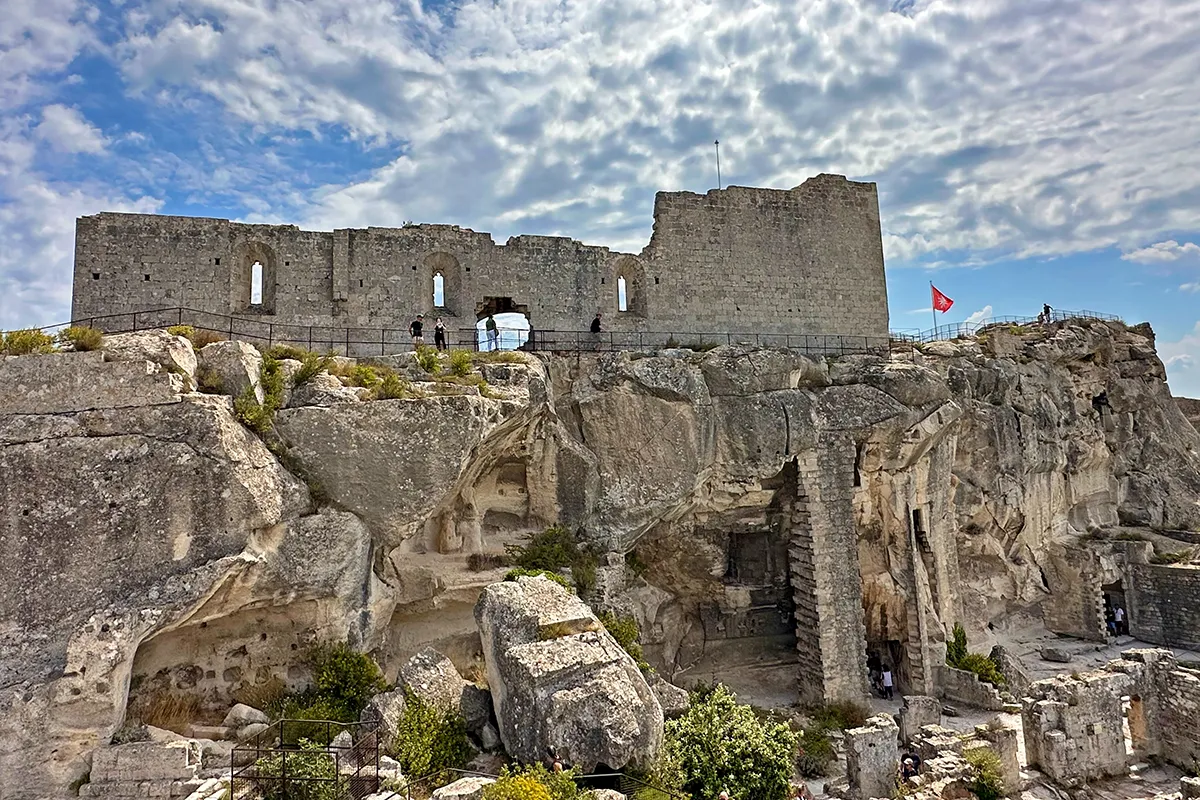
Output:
[
  {"xmin": 1128, "ymin": 563, "xmax": 1200, "ymax": 649},
  {"xmin": 71, "ymin": 174, "xmax": 889, "ymax": 340}
]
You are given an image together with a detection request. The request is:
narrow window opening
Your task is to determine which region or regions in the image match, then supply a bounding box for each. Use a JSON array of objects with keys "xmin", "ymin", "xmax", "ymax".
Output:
[
  {"xmin": 911, "ymin": 508, "xmax": 924, "ymax": 535},
  {"xmin": 250, "ymin": 261, "xmax": 263, "ymax": 306},
  {"xmin": 412, "ymin": 265, "xmax": 417, "ymax": 271},
  {"xmin": 92, "ymin": 272, "xmax": 100, "ymax": 280},
  {"xmin": 618, "ymin": 276, "xmax": 628, "ymax": 312},
  {"xmin": 853, "ymin": 443, "xmax": 863, "ymax": 487},
  {"xmin": 144, "ymin": 274, "xmax": 151, "ymax": 281},
  {"xmin": 214, "ymin": 257, "xmax": 220, "ymax": 266},
  {"xmin": 654, "ymin": 276, "xmax": 659, "ymax": 284},
  {"xmin": 433, "ymin": 272, "xmax": 445, "ymax": 306},
  {"xmin": 284, "ymin": 260, "xmax": 290, "ymax": 267},
  {"xmin": 359, "ymin": 279, "xmax": 364, "ymax": 288}
]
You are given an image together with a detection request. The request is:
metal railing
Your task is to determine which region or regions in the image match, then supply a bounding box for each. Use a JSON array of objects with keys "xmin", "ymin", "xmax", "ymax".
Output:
[
  {"xmin": 8, "ymin": 305, "xmax": 1124, "ymax": 358},
  {"xmin": 230, "ymin": 719, "xmax": 380, "ymax": 800},
  {"xmin": 892, "ymin": 309, "xmax": 1122, "ymax": 344}
]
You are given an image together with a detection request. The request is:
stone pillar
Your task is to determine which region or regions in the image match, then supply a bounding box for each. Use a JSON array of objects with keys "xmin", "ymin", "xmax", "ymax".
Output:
[
  {"xmin": 437, "ymin": 514, "xmax": 463, "ymax": 554},
  {"xmin": 899, "ymin": 695, "xmax": 942, "ymax": 744},
  {"xmin": 459, "ymin": 515, "xmax": 483, "ymax": 555},
  {"xmin": 845, "ymin": 714, "xmax": 899, "ymax": 800},
  {"xmin": 975, "ymin": 723, "xmax": 1021, "ymax": 796}
]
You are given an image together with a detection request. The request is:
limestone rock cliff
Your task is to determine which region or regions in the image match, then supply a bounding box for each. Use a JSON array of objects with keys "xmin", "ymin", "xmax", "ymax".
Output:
[{"xmin": 3, "ymin": 318, "xmax": 1199, "ymax": 798}]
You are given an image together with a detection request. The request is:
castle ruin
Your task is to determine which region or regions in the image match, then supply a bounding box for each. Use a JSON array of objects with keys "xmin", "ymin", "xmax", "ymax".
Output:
[{"xmin": 71, "ymin": 174, "xmax": 889, "ymax": 344}]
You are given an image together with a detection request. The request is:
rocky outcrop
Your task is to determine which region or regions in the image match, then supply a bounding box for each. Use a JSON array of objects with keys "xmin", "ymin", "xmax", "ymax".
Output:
[
  {"xmin": 7, "ymin": 319, "xmax": 1200, "ymax": 797},
  {"xmin": 475, "ymin": 576, "xmax": 664, "ymax": 770},
  {"xmin": 198, "ymin": 340, "xmax": 263, "ymax": 402}
]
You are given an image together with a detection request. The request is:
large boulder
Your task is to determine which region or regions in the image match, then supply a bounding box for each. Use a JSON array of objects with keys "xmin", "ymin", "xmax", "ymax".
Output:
[
  {"xmin": 432, "ymin": 777, "xmax": 495, "ymax": 799},
  {"xmin": 287, "ymin": 372, "xmax": 363, "ymax": 407},
  {"xmin": 360, "ymin": 687, "xmax": 408, "ymax": 749},
  {"xmin": 102, "ymin": 330, "xmax": 197, "ymax": 379},
  {"xmin": 199, "ymin": 340, "xmax": 264, "ymax": 402},
  {"xmin": 398, "ymin": 648, "xmax": 494, "ymax": 736},
  {"xmin": 475, "ymin": 576, "xmax": 663, "ymax": 771}
]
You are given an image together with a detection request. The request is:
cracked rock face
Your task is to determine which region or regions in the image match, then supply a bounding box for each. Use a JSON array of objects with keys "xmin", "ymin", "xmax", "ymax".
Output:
[{"xmin": 5, "ymin": 320, "xmax": 1200, "ymax": 798}]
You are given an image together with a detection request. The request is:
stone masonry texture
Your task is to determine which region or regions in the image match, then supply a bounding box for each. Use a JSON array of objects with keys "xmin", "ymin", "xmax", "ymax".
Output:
[{"xmin": 71, "ymin": 174, "xmax": 890, "ymax": 343}]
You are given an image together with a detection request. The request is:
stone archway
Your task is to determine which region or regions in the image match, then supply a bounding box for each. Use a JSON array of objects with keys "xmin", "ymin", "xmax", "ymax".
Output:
[
  {"xmin": 475, "ymin": 297, "xmax": 531, "ymax": 351},
  {"xmin": 234, "ymin": 241, "xmax": 278, "ymax": 314}
]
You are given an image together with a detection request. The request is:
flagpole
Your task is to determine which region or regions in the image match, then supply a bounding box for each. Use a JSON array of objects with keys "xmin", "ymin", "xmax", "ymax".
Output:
[{"xmin": 930, "ymin": 281, "xmax": 936, "ymax": 335}]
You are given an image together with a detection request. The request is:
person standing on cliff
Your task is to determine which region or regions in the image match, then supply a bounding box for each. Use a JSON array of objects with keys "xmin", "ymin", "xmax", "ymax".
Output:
[
  {"xmin": 433, "ymin": 317, "xmax": 447, "ymax": 351},
  {"xmin": 410, "ymin": 315, "xmax": 424, "ymax": 347},
  {"xmin": 1043, "ymin": 303, "xmax": 1052, "ymax": 324},
  {"xmin": 485, "ymin": 314, "xmax": 499, "ymax": 351}
]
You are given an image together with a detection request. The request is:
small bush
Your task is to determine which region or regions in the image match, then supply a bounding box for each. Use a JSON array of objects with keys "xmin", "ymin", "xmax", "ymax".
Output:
[
  {"xmin": 472, "ymin": 350, "xmax": 526, "ymax": 364},
  {"xmin": 190, "ymin": 329, "xmax": 226, "ymax": 348},
  {"xmin": 58, "ymin": 325, "xmax": 104, "ymax": 351},
  {"xmin": 664, "ymin": 684, "xmax": 797, "ymax": 800},
  {"xmin": 347, "ymin": 365, "xmax": 381, "ymax": 389},
  {"xmin": 1114, "ymin": 531, "xmax": 1149, "ymax": 542},
  {"xmin": 506, "ymin": 525, "xmax": 598, "ymax": 594},
  {"xmin": 481, "ymin": 764, "xmax": 582, "ymax": 800},
  {"xmin": 234, "ymin": 676, "xmax": 288, "ymax": 711},
  {"xmin": 390, "ymin": 688, "xmax": 472, "ymax": 779},
  {"xmin": 253, "ymin": 738, "xmax": 340, "ymax": 800},
  {"xmin": 467, "ymin": 552, "xmax": 511, "ymax": 571},
  {"xmin": 292, "ymin": 351, "xmax": 334, "ymax": 387},
  {"xmin": 373, "ymin": 369, "xmax": 413, "ymax": 400},
  {"xmin": 167, "ymin": 325, "xmax": 195, "ymax": 339},
  {"xmin": 599, "ymin": 611, "xmax": 651, "ymax": 672},
  {"xmin": 625, "ymin": 550, "xmax": 649, "ymax": 578},
  {"xmin": 266, "ymin": 344, "xmax": 311, "ymax": 361},
  {"xmin": 267, "ymin": 694, "xmax": 351, "ymax": 745},
  {"xmin": 808, "ymin": 700, "xmax": 870, "ymax": 731},
  {"xmin": 964, "ymin": 746, "xmax": 1005, "ymax": 800},
  {"xmin": 505, "ymin": 567, "xmax": 574, "ymax": 592},
  {"xmin": 448, "ymin": 349, "xmax": 474, "ymax": 377},
  {"xmin": 196, "ymin": 365, "xmax": 225, "ymax": 394},
  {"xmin": 946, "ymin": 623, "xmax": 1005, "ymax": 687},
  {"xmin": 305, "ymin": 641, "xmax": 387, "ymax": 720},
  {"xmin": 415, "ymin": 345, "xmax": 442, "ymax": 375},
  {"xmin": 1151, "ymin": 549, "xmax": 1193, "ymax": 565},
  {"xmin": 796, "ymin": 727, "xmax": 836, "ymax": 777},
  {"xmin": 2, "ymin": 328, "xmax": 57, "ymax": 355},
  {"xmin": 234, "ymin": 356, "xmax": 284, "ymax": 434}
]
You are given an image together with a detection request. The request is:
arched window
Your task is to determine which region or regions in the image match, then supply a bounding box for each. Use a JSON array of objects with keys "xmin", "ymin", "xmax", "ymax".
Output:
[
  {"xmin": 251, "ymin": 261, "xmax": 264, "ymax": 306},
  {"xmin": 433, "ymin": 272, "xmax": 445, "ymax": 307},
  {"xmin": 617, "ymin": 276, "xmax": 628, "ymax": 312},
  {"xmin": 612, "ymin": 256, "xmax": 646, "ymax": 317}
]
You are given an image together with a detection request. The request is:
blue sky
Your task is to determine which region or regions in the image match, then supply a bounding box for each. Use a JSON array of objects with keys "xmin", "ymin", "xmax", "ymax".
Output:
[{"xmin": 4, "ymin": 0, "xmax": 1200, "ymax": 394}]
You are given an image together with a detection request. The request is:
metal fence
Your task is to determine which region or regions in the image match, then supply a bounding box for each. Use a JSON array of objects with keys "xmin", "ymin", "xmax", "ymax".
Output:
[
  {"xmin": 10, "ymin": 305, "xmax": 1124, "ymax": 358},
  {"xmin": 230, "ymin": 719, "xmax": 379, "ymax": 800}
]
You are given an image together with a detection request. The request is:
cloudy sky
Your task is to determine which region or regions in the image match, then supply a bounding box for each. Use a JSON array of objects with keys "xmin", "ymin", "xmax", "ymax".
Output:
[{"xmin": 4, "ymin": 0, "xmax": 1200, "ymax": 393}]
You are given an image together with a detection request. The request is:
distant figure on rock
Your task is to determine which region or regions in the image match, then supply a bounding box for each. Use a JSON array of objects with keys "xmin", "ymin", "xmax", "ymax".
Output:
[
  {"xmin": 434, "ymin": 317, "xmax": 447, "ymax": 351},
  {"xmin": 591, "ymin": 313, "xmax": 602, "ymax": 333},
  {"xmin": 1039, "ymin": 303, "xmax": 1053, "ymax": 325},
  {"xmin": 881, "ymin": 666, "xmax": 894, "ymax": 699},
  {"xmin": 410, "ymin": 315, "xmax": 425, "ymax": 346}
]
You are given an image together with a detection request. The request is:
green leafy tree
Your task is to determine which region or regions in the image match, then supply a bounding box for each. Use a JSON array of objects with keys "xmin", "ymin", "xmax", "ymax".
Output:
[
  {"xmin": 305, "ymin": 641, "xmax": 387, "ymax": 720},
  {"xmin": 964, "ymin": 746, "xmax": 1005, "ymax": 800},
  {"xmin": 664, "ymin": 684, "xmax": 797, "ymax": 800},
  {"xmin": 390, "ymin": 688, "xmax": 472, "ymax": 779}
]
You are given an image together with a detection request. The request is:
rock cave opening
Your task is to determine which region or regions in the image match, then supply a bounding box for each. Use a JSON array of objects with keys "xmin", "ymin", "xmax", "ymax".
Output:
[{"xmin": 1103, "ymin": 578, "xmax": 1128, "ymax": 635}]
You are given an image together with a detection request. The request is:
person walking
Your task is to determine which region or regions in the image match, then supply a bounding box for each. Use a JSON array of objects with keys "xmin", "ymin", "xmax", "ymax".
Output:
[
  {"xmin": 433, "ymin": 317, "xmax": 447, "ymax": 351},
  {"xmin": 1114, "ymin": 605, "xmax": 1126, "ymax": 635},
  {"xmin": 1042, "ymin": 303, "xmax": 1053, "ymax": 325},
  {"xmin": 485, "ymin": 314, "xmax": 499, "ymax": 351},
  {"xmin": 881, "ymin": 666, "xmax": 894, "ymax": 700},
  {"xmin": 590, "ymin": 313, "xmax": 602, "ymax": 333},
  {"xmin": 409, "ymin": 315, "xmax": 425, "ymax": 347}
]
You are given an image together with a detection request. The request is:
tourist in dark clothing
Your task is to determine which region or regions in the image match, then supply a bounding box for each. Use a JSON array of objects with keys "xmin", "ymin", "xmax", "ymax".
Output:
[
  {"xmin": 590, "ymin": 313, "xmax": 602, "ymax": 333},
  {"xmin": 433, "ymin": 317, "xmax": 447, "ymax": 351},
  {"xmin": 410, "ymin": 315, "xmax": 424, "ymax": 346}
]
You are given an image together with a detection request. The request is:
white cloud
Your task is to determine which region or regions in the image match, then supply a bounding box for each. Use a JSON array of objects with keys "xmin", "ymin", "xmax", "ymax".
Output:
[
  {"xmin": 34, "ymin": 104, "xmax": 107, "ymax": 153},
  {"xmin": 964, "ymin": 305, "xmax": 994, "ymax": 326},
  {"xmin": 1181, "ymin": 282, "xmax": 1200, "ymax": 294},
  {"xmin": 0, "ymin": 0, "xmax": 93, "ymax": 111},
  {"xmin": 1122, "ymin": 241, "xmax": 1200, "ymax": 264}
]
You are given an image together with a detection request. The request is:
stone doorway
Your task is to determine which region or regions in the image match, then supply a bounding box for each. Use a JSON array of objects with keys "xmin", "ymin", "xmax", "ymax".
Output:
[{"xmin": 475, "ymin": 297, "xmax": 530, "ymax": 351}]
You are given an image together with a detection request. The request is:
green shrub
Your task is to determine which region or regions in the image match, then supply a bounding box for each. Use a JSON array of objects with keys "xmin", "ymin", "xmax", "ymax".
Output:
[
  {"xmin": 481, "ymin": 764, "xmax": 581, "ymax": 800},
  {"xmin": 266, "ymin": 694, "xmax": 351, "ymax": 745},
  {"xmin": 390, "ymin": 688, "xmax": 472, "ymax": 779},
  {"xmin": 415, "ymin": 345, "xmax": 442, "ymax": 374},
  {"xmin": 467, "ymin": 552, "xmax": 510, "ymax": 571},
  {"xmin": 796, "ymin": 727, "xmax": 836, "ymax": 777},
  {"xmin": 234, "ymin": 356, "xmax": 284, "ymax": 434},
  {"xmin": 664, "ymin": 684, "xmax": 797, "ymax": 800},
  {"xmin": 58, "ymin": 325, "xmax": 104, "ymax": 351},
  {"xmin": 505, "ymin": 567, "xmax": 574, "ymax": 592},
  {"xmin": 946, "ymin": 624, "xmax": 1006, "ymax": 687},
  {"xmin": 599, "ymin": 611, "xmax": 651, "ymax": 672},
  {"xmin": 631, "ymin": 747, "xmax": 689, "ymax": 800},
  {"xmin": 808, "ymin": 700, "xmax": 869, "ymax": 731},
  {"xmin": 506, "ymin": 525, "xmax": 598, "ymax": 594},
  {"xmin": 964, "ymin": 746, "xmax": 1005, "ymax": 800},
  {"xmin": 253, "ymin": 738, "xmax": 340, "ymax": 800},
  {"xmin": 191, "ymin": 329, "xmax": 225, "ymax": 348},
  {"xmin": 110, "ymin": 724, "xmax": 151, "ymax": 745},
  {"xmin": 166, "ymin": 325, "xmax": 194, "ymax": 339},
  {"xmin": 472, "ymin": 350, "xmax": 526, "ymax": 364},
  {"xmin": 292, "ymin": 351, "xmax": 334, "ymax": 387},
  {"xmin": 266, "ymin": 344, "xmax": 311, "ymax": 361},
  {"xmin": 347, "ymin": 365, "xmax": 380, "ymax": 389},
  {"xmin": 449, "ymin": 349, "xmax": 474, "ymax": 377},
  {"xmin": 2, "ymin": 328, "xmax": 57, "ymax": 355},
  {"xmin": 196, "ymin": 366, "xmax": 224, "ymax": 394},
  {"xmin": 305, "ymin": 641, "xmax": 387, "ymax": 720},
  {"xmin": 373, "ymin": 369, "xmax": 413, "ymax": 400},
  {"xmin": 625, "ymin": 550, "xmax": 649, "ymax": 578},
  {"xmin": 1151, "ymin": 549, "xmax": 1193, "ymax": 565}
]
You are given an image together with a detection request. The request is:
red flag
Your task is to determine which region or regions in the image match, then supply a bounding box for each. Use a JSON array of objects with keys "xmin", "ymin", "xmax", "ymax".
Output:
[{"xmin": 931, "ymin": 285, "xmax": 954, "ymax": 313}]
